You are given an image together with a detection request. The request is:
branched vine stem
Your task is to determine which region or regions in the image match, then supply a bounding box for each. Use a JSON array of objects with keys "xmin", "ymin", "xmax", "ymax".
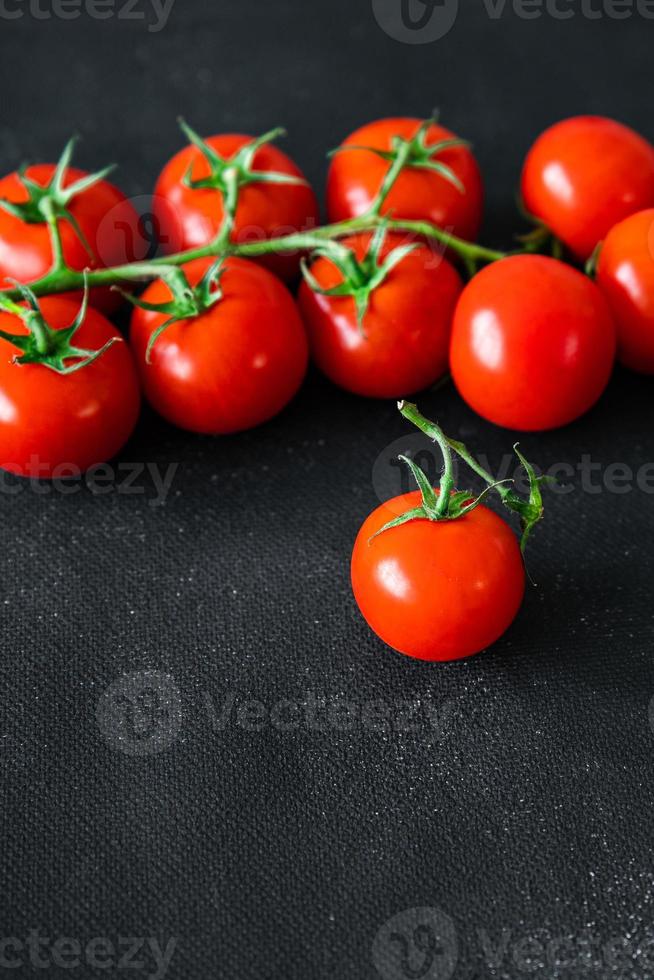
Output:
[
  {"xmin": 0, "ymin": 212, "xmax": 506, "ymax": 303},
  {"xmin": 0, "ymin": 119, "xmax": 507, "ymax": 319}
]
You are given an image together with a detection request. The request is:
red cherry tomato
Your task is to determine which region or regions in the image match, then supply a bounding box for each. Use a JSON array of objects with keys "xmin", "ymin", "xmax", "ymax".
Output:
[
  {"xmin": 521, "ymin": 116, "xmax": 654, "ymax": 261},
  {"xmin": 153, "ymin": 134, "xmax": 319, "ymax": 282},
  {"xmin": 130, "ymin": 257, "xmax": 308, "ymax": 434},
  {"xmin": 351, "ymin": 491, "xmax": 525, "ymax": 662},
  {"xmin": 298, "ymin": 233, "xmax": 462, "ymax": 398},
  {"xmin": 597, "ymin": 209, "xmax": 654, "ymax": 374},
  {"xmin": 449, "ymin": 255, "xmax": 616, "ymax": 431},
  {"xmin": 327, "ymin": 117, "xmax": 484, "ymax": 242},
  {"xmin": 0, "ymin": 164, "xmax": 142, "ymax": 312},
  {"xmin": 0, "ymin": 298, "xmax": 140, "ymax": 477}
]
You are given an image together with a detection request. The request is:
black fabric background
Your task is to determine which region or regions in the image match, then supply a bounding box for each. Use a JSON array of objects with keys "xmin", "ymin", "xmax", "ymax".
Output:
[{"xmin": 1, "ymin": 2, "xmax": 654, "ymax": 979}]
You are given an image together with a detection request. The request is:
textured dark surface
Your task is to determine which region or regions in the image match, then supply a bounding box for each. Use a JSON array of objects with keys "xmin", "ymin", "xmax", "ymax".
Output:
[{"xmin": 1, "ymin": 2, "xmax": 654, "ymax": 979}]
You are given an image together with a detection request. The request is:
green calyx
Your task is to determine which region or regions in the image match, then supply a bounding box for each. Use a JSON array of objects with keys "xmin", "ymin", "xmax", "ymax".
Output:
[
  {"xmin": 0, "ymin": 136, "xmax": 115, "ymax": 258},
  {"xmin": 301, "ymin": 222, "xmax": 417, "ymax": 331},
  {"xmin": 178, "ymin": 119, "xmax": 309, "ymax": 249},
  {"xmin": 372, "ymin": 402, "xmax": 550, "ymax": 553},
  {"xmin": 0, "ymin": 277, "xmax": 118, "ymax": 374},
  {"xmin": 331, "ymin": 115, "xmax": 469, "ymax": 216},
  {"xmin": 119, "ymin": 257, "xmax": 225, "ymax": 362},
  {"xmin": 179, "ymin": 117, "xmax": 307, "ymax": 199}
]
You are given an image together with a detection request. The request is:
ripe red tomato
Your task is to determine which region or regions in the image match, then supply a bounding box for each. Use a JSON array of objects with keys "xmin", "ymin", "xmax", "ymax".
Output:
[
  {"xmin": 298, "ymin": 233, "xmax": 462, "ymax": 398},
  {"xmin": 0, "ymin": 297, "xmax": 140, "ymax": 477},
  {"xmin": 449, "ymin": 255, "xmax": 616, "ymax": 431},
  {"xmin": 351, "ymin": 490, "xmax": 525, "ymax": 662},
  {"xmin": 326, "ymin": 117, "xmax": 483, "ymax": 242},
  {"xmin": 130, "ymin": 257, "xmax": 308, "ymax": 434},
  {"xmin": 0, "ymin": 164, "xmax": 142, "ymax": 312},
  {"xmin": 153, "ymin": 134, "xmax": 319, "ymax": 281},
  {"xmin": 521, "ymin": 116, "xmax": 654, "ymax": 261},
  {"xmin": 596, "ymin": 209, "xmax": 654, "ymax": 374}
]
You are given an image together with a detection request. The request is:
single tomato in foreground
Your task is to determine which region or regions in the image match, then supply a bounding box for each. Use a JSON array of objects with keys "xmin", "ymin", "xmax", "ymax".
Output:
[
  {"xmin": 351, "ymin": 402, "xmax": 541, "ymax": 663},
  {"xmin": 327, "ymin": 117, "xmax": 483, "ymax": 242},
  {"xmin": 154, "ymin": 122, "xmax": 319, "ymax": 281},
  {"xmin": 449, "ymin": 255, "xmax": 616, "ymax": 431},
  {"xmin": 352, "ymin": 490, "xmax": 525, "ymax": 662},
  {"xmin": 521, "ymin": 115, "xmax": 654, "ymax": 261},
  {"xmin": 0, "ymin": 293, "xmax": 140, "ymax": 478},
  {"xmin": 129, "ymin": 256, "xmax": 308, "ymax": 434},
  {"xmin": 0, "ymin": 139, "xmax": 142, "ymax": 313},
  {"xmin": 298, "ymin": 232, "xmax": 462, "ymax": 398},
  {"xmin": 596, "ymin": 208, "xmax": 654, "ymax": 374}
]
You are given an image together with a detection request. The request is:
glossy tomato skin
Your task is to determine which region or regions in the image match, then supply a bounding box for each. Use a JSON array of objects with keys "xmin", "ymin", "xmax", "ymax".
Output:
[
  {"xmin": 0, "ymin": 164, "xmax": 142, "ymax": 313},
  {"xmin": 0, "ymin": 298, "xmax": 140, "ymax": 478},
  {"xmin": 597, "ymin": 209, "xmax": 654, "ymax": 373},
  {"xmin": 351, "ymin": 491, "xmax": 525, "ymax": 662},
  {"xmin": 326, "ymin": 118, "xmax": 484, "ymax": 242},
  {"xmin": 521, "ymin": 116, "xmax": 654, "ymax": 261},
  {"xmin": 449, "ymin": 255, "xmax": 616, "ymax": 431},
  {"xmin": 130, "ymin": 257, "xmax": 308, "ymax": 435},
  {"xmin": 298, "ymin": 234, "xmax": 462, "ymax": 398},
  {"xmin": 153, "ymin": 134, "xmax": 319, "ymax": 282}
]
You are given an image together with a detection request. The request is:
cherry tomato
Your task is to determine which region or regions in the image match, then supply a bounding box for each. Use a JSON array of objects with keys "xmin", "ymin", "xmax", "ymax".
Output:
[
  {"xmin": 0, "ymin": 298, "xmax": 140, "ymax": 477},
  {"xmin": 298, "ymin": 233, "xmax": 462, "ymax": 398},
  {"xmin": 351, "ymin": 491, "xmax": 525, "ymax": 662},
  {"xmin": 326, "ymin": 117, "xmax": 483, "ymax": 242},
  {"xmin": 154, "ymin": 134, "xmax": 319, "ymax": 282},
  {"xmin": 521, "ymin": 116, "xmax": 654, "ymax": 261},
  {"xmin": 130, "ymin": 257, "xmax": 308, "ymax": 434},
  {"xmin": 449, "ymin": 255, "xmax": 616, "ymax": 431},
  {"xmin": 596, "ymin": 209, "xmax": 654, "ymax": 374},
  {"xmin": 0, "ymin": 164, "xmax": 142, "ymax": 312}
]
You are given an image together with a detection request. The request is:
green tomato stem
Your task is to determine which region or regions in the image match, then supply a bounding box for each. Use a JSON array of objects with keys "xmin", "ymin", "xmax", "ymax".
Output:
[
  {"xmin": 41, "ymin": 198, "xmax": 66, "ymax": 272},
  {"xmin": 215, "ymin": 166, "xmax": 240, "ymax": 250},
  {"xmin": 444, "ymin": 435, "xmax": 514, "ymax": 506},
  {"xmin": 370, "ymin": 141, "xmax": 413, "ymax": 216},
  {"xmin": 398, "ymin": 401, "xmax": 455, "ymax": 517}
]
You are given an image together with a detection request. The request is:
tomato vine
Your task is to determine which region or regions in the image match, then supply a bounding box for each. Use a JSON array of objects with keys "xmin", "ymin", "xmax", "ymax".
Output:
[{"xmin": 0, "ymin": 120, "xmax": 506, "ymax": 312}]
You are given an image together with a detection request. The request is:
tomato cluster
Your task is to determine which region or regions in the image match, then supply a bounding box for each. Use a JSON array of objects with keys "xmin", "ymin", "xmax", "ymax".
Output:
[{"xmin": 0, "ymin": 112, "xmax": 651, "ymax": 662}]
